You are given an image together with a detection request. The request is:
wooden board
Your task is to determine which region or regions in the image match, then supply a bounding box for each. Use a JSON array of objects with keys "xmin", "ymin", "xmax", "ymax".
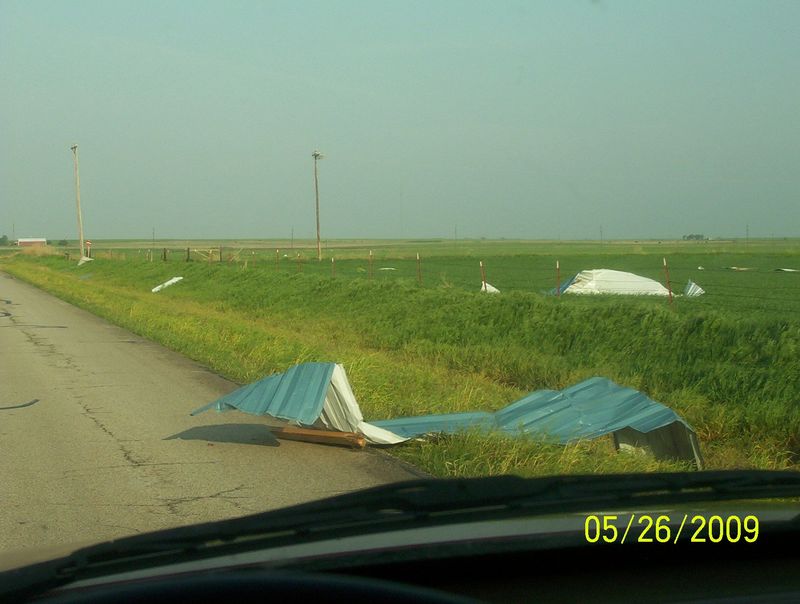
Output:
[{"xmin": 267, "ymin": 426, "xmax": 366, "ymax": 449}]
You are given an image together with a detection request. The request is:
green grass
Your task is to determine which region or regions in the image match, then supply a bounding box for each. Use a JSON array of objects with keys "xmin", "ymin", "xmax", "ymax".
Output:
[
  {"xmin": 3, "ymin": 240, "xmax": 799, "ymax": 477},
  {"xmin": 76, "ymin": 238, "xmax": 800, "ymax": 316}
]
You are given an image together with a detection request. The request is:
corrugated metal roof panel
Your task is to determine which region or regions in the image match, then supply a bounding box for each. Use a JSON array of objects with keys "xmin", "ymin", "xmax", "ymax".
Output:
[
  {"xmin": 370, "ymin": 412, "xmax": 495, "ymax": 439},
  {"xmin": 191, "ymin": 362, "xmax": 334, "ymax": 425},
  {"xmin": 557, "ymin": 269, "xmax": 670, "ymax": 296},
  {"xmin": 375, "ymin": 377, "xmax": 693, "ymax": 445},
  {"xmin": 191, "ymin": 364, "xmax": 699, "ymax": 465}
]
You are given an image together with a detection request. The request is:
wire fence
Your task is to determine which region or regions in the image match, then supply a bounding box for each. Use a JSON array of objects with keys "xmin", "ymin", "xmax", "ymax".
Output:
[{"xmin": 75, "ymin": 245, "xmax": 800, "ymax": 318}]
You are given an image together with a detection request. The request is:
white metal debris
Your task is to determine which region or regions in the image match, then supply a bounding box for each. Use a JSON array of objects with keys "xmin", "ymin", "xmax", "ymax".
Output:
[
  {"xmin": 152, "ymin": 276, "xmax": 184, "ymax": 293},
  {"xmin": 684, "ymin": 280, "xmax": 705, "ymax": 297}
]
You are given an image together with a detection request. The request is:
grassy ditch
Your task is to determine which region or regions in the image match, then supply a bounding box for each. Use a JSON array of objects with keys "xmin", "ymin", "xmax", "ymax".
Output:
[{"xmin": 3, "ymin": 254, "xmax": 798, "ymax": 475}]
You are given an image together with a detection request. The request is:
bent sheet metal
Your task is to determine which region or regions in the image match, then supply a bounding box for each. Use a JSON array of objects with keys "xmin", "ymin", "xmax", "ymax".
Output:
[{"xmin": 191, "ymin": 362, "xmax": 703, "ymax": 467}]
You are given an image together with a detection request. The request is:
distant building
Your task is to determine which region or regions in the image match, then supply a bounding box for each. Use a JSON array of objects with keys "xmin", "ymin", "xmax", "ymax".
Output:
[{"xmin": 16, "ymin": 238, "xmax": 47, "ymax": 247}]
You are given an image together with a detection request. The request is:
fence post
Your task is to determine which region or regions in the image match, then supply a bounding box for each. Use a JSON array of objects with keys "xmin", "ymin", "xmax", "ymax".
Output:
[
  {"xmin": 162, "ymin": 248, "xmax": 167, "ymax": 261},
  {"xmin": 417, "ymin": 253, "xmax": 422, "ymax": 285},
  {"xmin": 297, "ymin": 254, "xmax": 302, "ymax": 273},
  {"xmin": 219, "ymin": 245, "xmax": 223, "ymax": 263},
  {"xmin": 369, "ymin": 250, "xmax": 373, "ymax": 280},
  {"xmin": 556, "ymin": 260, "xmax": 561, "ymax": 298},
  {"xmin": 331, "ymin": 257, "xmax": 336, "ymax": 278},
  {"xmin": 663, "ymin": 257, "xmax": 673, "ymax": 306},
  {"xmin": 480, "ymin": 260, "xmax": 487, "ymax": 291},
  {"xmin": 186, "ymin": 247, "xmax": 190, "ymax": 262},
  {"xmin": 276, "ymin": 249, "xmax": 280, "ymax": 271}
]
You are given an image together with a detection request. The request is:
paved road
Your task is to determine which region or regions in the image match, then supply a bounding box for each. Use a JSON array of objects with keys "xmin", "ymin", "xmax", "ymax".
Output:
[{"xmin": 0, "ymin": 273, "xmax": 421, "ymax": 553}]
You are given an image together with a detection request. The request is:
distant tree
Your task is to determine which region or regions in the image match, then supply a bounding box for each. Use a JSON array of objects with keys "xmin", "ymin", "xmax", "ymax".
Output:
[
  {"xmin": 0, "ymin": 234, "xmax": 8, "ymax": 246},
  {"xmin": 58, "ymin": 239, "xmax": 69, "ymax": 246}
]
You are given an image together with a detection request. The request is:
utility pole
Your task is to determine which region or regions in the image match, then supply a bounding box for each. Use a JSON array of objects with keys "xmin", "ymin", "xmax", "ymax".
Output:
[
  {"xmin": 312, "ymin": 150, "xmax": 324, "ymax": 261},
  {"xmin": 70, "ymin": 144, "xmax": 86, "ymax": 258}
]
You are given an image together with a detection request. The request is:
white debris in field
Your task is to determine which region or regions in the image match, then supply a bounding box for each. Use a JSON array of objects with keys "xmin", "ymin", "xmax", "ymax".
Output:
[
  {"xmin": 481, "ymin": 283, "xmax": 500, "ymax": 294},
  {"xmin": 697, "ymin": 266, "xmax": 704, "ymax": 270},
  {"xmin": 77, "ymin": 256, "xmax": 94, "ymax": 266},
  {"xmin": 152, "ymin": 276, "xmax": 184, "ymax": 293},
  {"xmin": 378, "ymin": 267, "xmax": 397, "ymax": 271},
  {"xmin": 684, "ymin": 280, "xmax": 705, "ymax": 297}
]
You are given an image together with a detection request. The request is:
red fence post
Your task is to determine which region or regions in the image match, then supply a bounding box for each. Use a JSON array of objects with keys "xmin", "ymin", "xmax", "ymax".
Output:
[{"xmin": 663, "ymin": 257, "xmax": 673, "ymax": 306}]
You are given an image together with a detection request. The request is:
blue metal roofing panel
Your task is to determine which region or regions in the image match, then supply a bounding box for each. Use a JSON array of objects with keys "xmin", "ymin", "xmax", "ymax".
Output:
[
  {"xmin": 370, "ymin": 412, "xmax": 495, "ymax": 439},
  {"xmin": 191, "ymin": 362, "xmax": 335, "ymax": 425},
  {"xmin": 192, "ymin": 363, "xmax": 693, "ymax": 448},
  {"xmin": 373, "ymin": 377, "xmax": 692, "ymax": 444}
]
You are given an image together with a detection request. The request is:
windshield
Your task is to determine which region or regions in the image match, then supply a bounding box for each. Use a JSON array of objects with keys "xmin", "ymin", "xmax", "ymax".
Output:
[{"xmin": 1, "ymin": 0, "xmax": 798, "ymax": 581}]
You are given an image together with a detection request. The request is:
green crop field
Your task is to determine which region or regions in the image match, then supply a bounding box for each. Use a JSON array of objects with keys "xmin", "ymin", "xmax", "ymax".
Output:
[{"xmin": 3, "ymin": 238, "xmax": 799, "ymax": 477}]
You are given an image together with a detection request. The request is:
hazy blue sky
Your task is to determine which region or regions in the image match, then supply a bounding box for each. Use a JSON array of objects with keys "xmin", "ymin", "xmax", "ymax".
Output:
[{"xmin": 1, "ymin": 1, "xmax": 798, "ymax": 240}]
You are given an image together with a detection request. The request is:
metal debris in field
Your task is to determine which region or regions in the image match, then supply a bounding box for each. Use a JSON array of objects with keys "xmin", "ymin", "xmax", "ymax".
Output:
[
  {"xmin": 191, "ymin": 362, "xmax": 703, "ymax": 467},
  {"xmin": 152, "ymin": 276, "xmax": 184, "ymax": 293},
  {"xmin": 554, "ymin": 269, "xmax": 669, "ymax": 296},
  {"xmin": 683, "ymin": 280, "xmax": 705, "ymax": 297}
]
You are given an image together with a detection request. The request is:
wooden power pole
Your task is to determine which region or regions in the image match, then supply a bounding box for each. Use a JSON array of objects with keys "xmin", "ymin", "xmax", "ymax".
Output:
[
  {"xmin": 312, "ymin": 150, "xmax": 324, "ymax": 261},
  {"xmin": 70, "ymin": 144, "xmax": 86, "ymax": 259}
]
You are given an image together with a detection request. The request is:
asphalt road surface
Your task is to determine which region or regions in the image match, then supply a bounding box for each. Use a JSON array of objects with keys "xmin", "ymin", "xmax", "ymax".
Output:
[{"xmin": 0, "ymin": 272, "xmax": 422, "ymax": 554}]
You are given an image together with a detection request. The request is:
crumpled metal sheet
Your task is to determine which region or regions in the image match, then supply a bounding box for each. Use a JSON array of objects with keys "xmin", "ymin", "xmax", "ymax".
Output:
[
  {"xmin": 191, "ymin": 363, "xmax": 701, "ymax": 465},
  {"xmin": 371, "ymin": 377, "xmax": 693, "ymax": 443},
  {"xmin": 191, "ymin": 363, "xmax": 334, "ymax": 425}
]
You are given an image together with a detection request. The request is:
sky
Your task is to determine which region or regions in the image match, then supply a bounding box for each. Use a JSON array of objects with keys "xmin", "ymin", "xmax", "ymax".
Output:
[{"xmin": 1, "ymin": 0, "xmax": 798, "ymax": 241}]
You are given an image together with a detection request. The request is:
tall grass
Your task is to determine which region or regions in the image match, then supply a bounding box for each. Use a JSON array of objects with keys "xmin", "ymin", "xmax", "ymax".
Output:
[{"xmin": 4, "ymin": 254, "xmax": 798, "ymax": 474}]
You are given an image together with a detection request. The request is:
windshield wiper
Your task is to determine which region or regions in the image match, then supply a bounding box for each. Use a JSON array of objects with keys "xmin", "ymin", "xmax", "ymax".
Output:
[{"xmin": 4, "ymin": 470, "xmax": 799, "ymax": 601}]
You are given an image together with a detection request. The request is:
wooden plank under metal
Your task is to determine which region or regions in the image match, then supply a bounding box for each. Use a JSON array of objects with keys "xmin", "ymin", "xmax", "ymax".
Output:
[{"xmin": 268, "ymin": 426, "xmax": 366, "ymax": 449}]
